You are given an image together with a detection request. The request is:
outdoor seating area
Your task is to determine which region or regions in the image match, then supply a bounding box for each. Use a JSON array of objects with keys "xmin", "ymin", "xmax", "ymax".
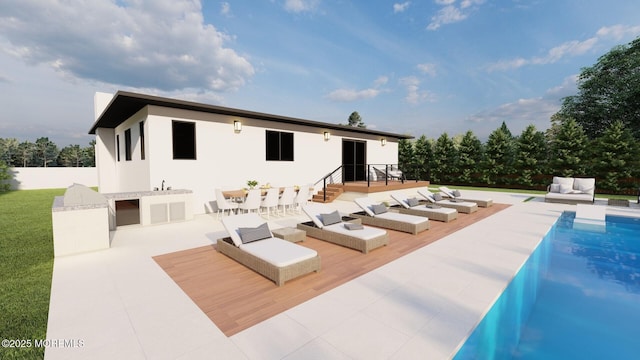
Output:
[
  {"xmin": 218, "ymin": 185, "xmax": 314, "ymax": 219},
  {"xmin": 349, "ymin": 197, "xmax": 430, "ymax": 235},
  {"xmin": 545, "ymin": 176, "xmax": 596, "ymax": 204}
]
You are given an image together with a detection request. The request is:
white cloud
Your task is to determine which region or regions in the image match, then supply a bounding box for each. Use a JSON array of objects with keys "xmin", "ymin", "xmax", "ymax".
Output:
[
  {"xmin": 0, "ymin": 0, "xmax": 254, "ymax": 92},
  {"xmin": 400, "ymin": 76, "xmax": 436, "ymax": 104},
  {"xmin": 284, "ymin": 0, "xmax": 320, "ymax": 13},
  {"xmin": 427, "ymin": 0, "xmax": 484, "ymax": 30},
  {"xmin": 393, "ymin": 2, "xmax": 411, "ymax": 13},
  {"xmin": 374, "ymin": 76, "xmax": 389, "ymax": 86},
  {"xmin": 487, "ymin": 24, "xmax": 640, "ymax": 72},
  {"xmin": 221, "ymin": 2, "xmax": 231, "ymax": 16},
  {"xmin": 417, "ymin": 63, "xmax": 437, "ymax": 76},
  {"xmin": 326, "ymin": 88, "xmax": 380, "ymax": 102}
]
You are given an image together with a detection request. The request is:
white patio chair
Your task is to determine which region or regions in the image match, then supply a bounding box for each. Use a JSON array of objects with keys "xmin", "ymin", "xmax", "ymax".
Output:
[
  {"xmin": 239, "ymin": 189, "xmax": 261, "ymax": 214},
  {"xmin": 306, "ymin": 183, "xmax": 315, "ymax": 204},
  {"xmin": 260, "ymin": 187, "xmax": 279, "ymax": 219},
  {"xmin": 215, "ymin": 188, "xmax": 238, "ymax": 219},
  {"xmin": 278, "ymin": 186, "xmax": 295, "ymax": 216},
  {"xmin": 293, "ymin": 187, "xmax": 308, "ymax": 214}
]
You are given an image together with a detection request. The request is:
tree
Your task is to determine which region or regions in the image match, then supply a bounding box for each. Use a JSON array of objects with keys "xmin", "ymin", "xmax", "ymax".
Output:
[
  {"xmin": 0, "ymin": 138, "xmax": 19, "ymax": 166},
  {"xmin": 431, "ymin": 133, "xmax": 458, "ymax": 184},
  {"xmin": 482, "ymin": 127, "xmax": 514, "ymax": 185},
  {"xmin": 0, "ymin": 160, "xmax": 11, "ymax": 192},
  {"xmin": 556, "ymin": 36, "xmax": 640, "ymax": 139},
  {"xmin": 398, "ymin": 139, "xmax": 415, "ymax": 179},
  {"xmin": 33, "ymin": 137, "xmax": 59, "ymax": 167},
  {"xmin": 347, "ymin": 111, "xmax": 366, "ymax": 128},
  {"xmin": 514, "ymin": 125, "xmax": 548, "ymax": 186},
  {"xmin": 16, "ymin": 141, "xmax": 34, "ymax": 167},
  {"xmin": 413, "ymin": 135, "xmax": 433, "ymax": 181},
  {"xmin": 83, "ymin": 140, "xmax": 96, "ymax": 167},
  {"xmin": 58, "ymin": 145, "xmax": 84, "ymax": 167},
  {"xmin": 549, "ymin": 118, "xmax": 589, "ymax": 177},
  {"xmin": 456, "ymin": 131, "xmax": 483, "ymax": 184},
  {"xmin": 591, "ymin": 120, "xmax": 637, "ymax": 191}
]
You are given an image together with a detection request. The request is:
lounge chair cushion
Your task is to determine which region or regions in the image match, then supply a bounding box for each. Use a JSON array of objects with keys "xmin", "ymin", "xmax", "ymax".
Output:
[
  {"xmin": 376, "ymin": 211, "xmax": 428, "ymax": 225},
  {"xmin": 324, "ymin": 222, "xmax": 386, "ymax": 240},
  {"xmin": 371, "ymin": 203, "xmax": 388, "ymax": 215},
  {"xmin": 407, "ymin": 197, "xmax": 420, "ymax": 207},
  {"xmin": 238, "ymin": 222, "xmax": 272, "ymax": 244},
  {"xmin": 321, "ymin": 210, "xmax": 342, "ymax": 226},
  {"xmin": 239, "ymin": 238, "xmax": 318, "ymax": 267}
]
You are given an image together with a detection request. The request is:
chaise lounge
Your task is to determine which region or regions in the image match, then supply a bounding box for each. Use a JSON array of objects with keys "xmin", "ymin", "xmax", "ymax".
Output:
[
  {"xmin": 417, "ymin": 188, "xmax": 478, "ymax": 214},
  {"xmin": 390, "ymin": 192, "xmax": 458, "ymax": 222},
  {"xmin": 219, "ymin": 213, "xmax": 320, "ymax": 286},
  {"xmin": 299, "ymin": 203, "xmax": 389, "ymax": 253},
  {"xmin": 439, "ymin": 186, "xmax": 493, "ymax": 207},
  {"xmin": 545, "ymin": 176, "xmax": 596, "ymax": 204},
  {"xmin": 349, "ymin": 197, "xmax": 430, "ymax": 235}
]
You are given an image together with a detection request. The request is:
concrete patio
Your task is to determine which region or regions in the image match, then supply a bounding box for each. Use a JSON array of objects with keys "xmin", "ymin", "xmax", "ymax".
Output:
[{"xmin": 45, "ymin": 191, "xmax": 639, "ymax": 359}]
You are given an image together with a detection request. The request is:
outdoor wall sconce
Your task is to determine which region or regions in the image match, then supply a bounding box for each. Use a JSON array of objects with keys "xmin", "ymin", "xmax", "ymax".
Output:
[
  {"xmin": 381, "ymin": 138, "xmax": 387, "ymax": 146},
  {"xmin": 324, "ymin": 131, "xmax": 330, "ymax": 141},
  {"xmin": 234, "ymin": 121, "xmax": 242, "ymax": 133}
]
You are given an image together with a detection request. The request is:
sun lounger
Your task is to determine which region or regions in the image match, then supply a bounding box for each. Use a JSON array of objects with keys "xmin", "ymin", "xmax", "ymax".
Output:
[
  {"xmin": 439, "ymin": 186, "xmax": 493, "ymax": 207},
  {"xmin": 390, "ymin": 192, "xmax": 458, "ymax": 222},
  {"xmin": 348, "ymin": 197, "xmax": 429, "ymax": 235},
  {"xmin": 220, "ymin": 214, "xmax": 320, "ymax": 286},
  {"xmin": 417, "ymin": 188, "xmax": 478, "ymax": 214},
  {"xmin": 299, "ymin": 203, "xmax": 389, "ymax": 253}
]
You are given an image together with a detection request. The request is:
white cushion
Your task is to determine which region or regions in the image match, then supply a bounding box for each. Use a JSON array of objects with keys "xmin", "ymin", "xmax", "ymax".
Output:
[
  {"xmin": 376, "ymin": 212, "xmax": 428, "ymax": 225},
  {"xmin": 324, "ymin": 222, "xmax": 386, "ymax": 240},
  {"xmin": 553, "ymin": 176, "xmax": 574, "ymax": 187},
  {"xmin": 559, "ymin": 184, "xmax": 573, "ymax": 194},
  {"xmin": 239, "ymin": 238, "xmax": 317, "ymax": 267},
  {"xmin": 573, "ymin": 178, "xmax": 595, "ymax": 194},
  {"xmin": 549, "ymin": 184, "xmax": 561, "ymax": 193}
]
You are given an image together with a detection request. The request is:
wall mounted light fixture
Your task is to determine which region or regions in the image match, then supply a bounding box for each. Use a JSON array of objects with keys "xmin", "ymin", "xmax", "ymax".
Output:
[
  {"xmin": 324, "ymin": 131, "xmax": 330, "ymax": 141},
  {"xmin": 234, "ymin": 121, "xmax": 242, "ymax": 133},
  {"xmin": 381, "ymin": 138, "xmax": 387, "ymax": 146}
]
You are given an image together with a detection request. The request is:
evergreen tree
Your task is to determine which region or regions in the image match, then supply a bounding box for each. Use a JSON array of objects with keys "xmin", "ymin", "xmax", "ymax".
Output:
[
  {"xmin": 549, "ymin": 118, "xmax": 589, "ymax": 177},
  {"xmin": 0, "ymin": 138, "xmax": 19, "ymax": 166},
  {"xmin": 33, "ymin": 137, "xmax": 59, "ymax": 167},
  {"xmin": 0, "ymin": 160, "xmax": 11, "ymax": 192},
  {"xmin": 431, "ymin": 133, "xmax": 458, "ymax": 184},
  {"xmin": 592, "ymin": 120, "xmax": 637, "ymax": 191},
  {"xmin": 482, "ymin": 128, "xmax": 513, "ymax": 185},
  {"xmin": 83, "ymin": 140, "xmax": 96, "ymax": 167},
  {"xmin": 397, "ymin": 139, "xmax": 415, "ymax": 179},
  {"xmin": 514, "ymin": 125, "xmax": 548, "ymax": 186},
  {"xmin": 413, "ymin": 135, "xmax": 433, "ymax": 181},
  {"xmin": 16, "ymin": 141, "xmax": 34, "ymax": 167},
  {"xmin": 347, "ymin": 111, "xmax": 366, "ymax": 128},
  {"xmin": 456, "ymin": 131, "xmax": 483, "ymax": 184},
  {"xmin": 58, "ymin": 144, "xmax": 85, "ymax": 167}
]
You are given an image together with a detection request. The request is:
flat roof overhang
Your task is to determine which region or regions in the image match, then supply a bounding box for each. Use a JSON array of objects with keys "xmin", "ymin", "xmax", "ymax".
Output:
[{"xmin": 88, "ymin": 91, "xmax": 414, "ymax": 140}]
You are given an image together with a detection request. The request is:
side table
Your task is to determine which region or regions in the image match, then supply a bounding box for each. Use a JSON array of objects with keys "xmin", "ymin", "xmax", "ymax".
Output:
[{"xmin": 272, "ymin": 227, "xmax": 306, "ymax": 243}]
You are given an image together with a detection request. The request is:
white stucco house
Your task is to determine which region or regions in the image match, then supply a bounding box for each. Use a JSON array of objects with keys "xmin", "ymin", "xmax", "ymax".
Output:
[{"xmin": 89, "ymin": 91, "xmax": 413, "ymax": 215}]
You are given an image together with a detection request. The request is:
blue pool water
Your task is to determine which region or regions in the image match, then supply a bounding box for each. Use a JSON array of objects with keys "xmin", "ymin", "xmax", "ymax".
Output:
[{"xmin": 454, "ymin": 212, "xmax": 640, "ymax": 359}]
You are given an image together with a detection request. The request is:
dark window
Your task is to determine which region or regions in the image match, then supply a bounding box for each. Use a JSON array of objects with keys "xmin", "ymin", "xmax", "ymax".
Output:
[
  {"xmin": 139, "ymin": 121, "xmax": 145, "ymax": 160},
  {"xmin": 116, "ymin": 134, "xmax": 120, "ymax": 162},
  {"xmin": 172, "ymin": 121, "xmax": 196, "ymax": 160},
  {"xmin": 265, "ymin": 130, "xmax": 294, "ymax": 161},
  {"xmin": 124, "ymin": 128, "xmax": 132, "ymax": 161}
]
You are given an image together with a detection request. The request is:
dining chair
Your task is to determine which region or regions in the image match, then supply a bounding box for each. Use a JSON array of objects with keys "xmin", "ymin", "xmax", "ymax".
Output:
[
  {"xmin": 278, "ymin": 186, "xmax": 295, "ymax": 216},
  {"xmin": 215, "ymin": 188, "xmax": 239, "ymax": 219},
  {"xmin": 239, "ymin": 189, "xmax": 261, "ymax": 214},
  {"xmin": 260, "ymin": 187, "xmax": 279, "ymax": 219},
  {"xmin": 293, "ymin": 187, "xmax": 308, "ymax": 214}
]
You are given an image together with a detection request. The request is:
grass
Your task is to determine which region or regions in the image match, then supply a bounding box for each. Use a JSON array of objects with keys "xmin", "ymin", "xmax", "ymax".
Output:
[{"xmin": 0, "ymin": 189, "xmax": 64, "ymax": 360}]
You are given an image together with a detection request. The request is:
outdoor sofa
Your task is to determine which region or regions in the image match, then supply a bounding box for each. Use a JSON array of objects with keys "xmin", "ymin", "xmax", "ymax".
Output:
[
  {"xmin": 390, "ymin": 192, "xmax": 458, "ymax": 223},
  {"xmin": 349, "ymin": 197, "xmax": 430, "ymax": 235},
  {"xmin": 439, "ymin": 186, "xmax": 493, "ymax": 207},
  {"xmin": 417, "ymin": 188, "xmax": 479, "ymax": 214},
  {"xmin": 219, "ymin": 213, "xmax": 320, "ymax": 286},
  {"xmin": 544, "ymin": 176, "xmax": 595, "ymax": 204},
  {"xmin": 299, "ymin": 203, "xmax": 389, "ymax": 253}
]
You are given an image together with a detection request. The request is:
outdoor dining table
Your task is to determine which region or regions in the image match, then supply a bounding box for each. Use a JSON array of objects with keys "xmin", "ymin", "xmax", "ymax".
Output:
[{"xmin": 222, "ymin": 187, "xmax": 310, "ymax": 202}]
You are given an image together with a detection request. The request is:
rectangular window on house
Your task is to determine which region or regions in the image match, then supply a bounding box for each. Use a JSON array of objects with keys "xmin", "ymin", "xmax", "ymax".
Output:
[
  {"xmin": 265, "ymin": 130, "xmax": 294, "ymax": 161},
  {"xmin": 124, "ymin": 128, "xmax": 132, "ymax": 161},
  {"xmin": 172, "ymin": 120, "xmax": 196, "ymax": 160},
  {"xmin": 116, "ymin": 134, "xmax": 120, "ymax": 162},
  {"xmin": 139, "ymin": 121, "xmax": 145, "ymax": 160}
]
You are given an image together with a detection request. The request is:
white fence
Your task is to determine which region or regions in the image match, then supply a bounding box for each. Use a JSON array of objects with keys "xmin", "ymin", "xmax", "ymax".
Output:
[{"xmin": 8, "ymin": 167, "xmax": 98, "ymax": 190}]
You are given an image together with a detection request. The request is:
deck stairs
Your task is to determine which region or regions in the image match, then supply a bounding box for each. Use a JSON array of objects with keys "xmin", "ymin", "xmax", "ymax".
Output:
[{"xmin": 312, "ymin": 184, "xmax": 344, "ymax": 203}]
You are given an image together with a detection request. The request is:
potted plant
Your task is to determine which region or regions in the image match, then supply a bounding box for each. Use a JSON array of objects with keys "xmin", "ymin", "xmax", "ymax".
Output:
[{"xmin": 247, "ymin": 180, "xmax": 258, "ymax": 189}]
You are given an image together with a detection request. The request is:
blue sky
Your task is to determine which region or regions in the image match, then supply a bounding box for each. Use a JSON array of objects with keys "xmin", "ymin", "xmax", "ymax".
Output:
[{"xmin": 1, "ymin": 0, "xmax": 639, "ymax": 147}]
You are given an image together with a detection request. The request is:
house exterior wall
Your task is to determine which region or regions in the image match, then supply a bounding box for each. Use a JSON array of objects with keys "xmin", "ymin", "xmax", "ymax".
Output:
[{"xmin": 95, "ymin": 104, "xmax": 400, "ymax": 215}]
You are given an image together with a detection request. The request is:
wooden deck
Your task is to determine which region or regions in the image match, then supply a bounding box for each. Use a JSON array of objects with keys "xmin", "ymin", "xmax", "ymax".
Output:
[
  {"xmin": 341, "ymin": 180, "xmax": 431, "ymax": 193},
  {"xmin": 153, "ymin": 203, "xmax": 509, "ymax": 337}
]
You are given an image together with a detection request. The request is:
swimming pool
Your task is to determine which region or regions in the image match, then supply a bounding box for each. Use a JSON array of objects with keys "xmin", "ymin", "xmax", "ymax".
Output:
[{"xmin": 454, "ymin": 212, "xmax": 640, "ymax": 359}]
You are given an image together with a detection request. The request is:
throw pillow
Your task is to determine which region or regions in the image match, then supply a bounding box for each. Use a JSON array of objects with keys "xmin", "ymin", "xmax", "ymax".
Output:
[
  {"xmin": 549, "ymin": 184, "xmax": 560, "ymax": 193},
  {"xmin": 452, "ymin": 190, "xmax": 461, "ymax": 197},
  {"xmin": 371, "ymin": 203, "xmax": 388, "ymax": 215},
  {"xmin": 320, "ymin": 210, "xmax": 342, "ymax": 226},
  {"xmin": 559, "ymin": 184, "xmax": 572, "ymax": 194},
  {"xmin": 433, "ymin": 193, "xmax": 443, "ymax": 201},
  {"xmin": 238, "ymin": 223, "xmax": 271, "ymax": 244},
  {"xmin": 344, "ymin": 223, "xmax": 364, "ymax": 230},
  {"xmin": 407, "ymin": 197, "xmax": 420, "ymax": 207}
]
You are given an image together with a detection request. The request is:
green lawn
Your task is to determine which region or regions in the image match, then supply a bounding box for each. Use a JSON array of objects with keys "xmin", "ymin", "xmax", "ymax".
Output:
[{"xmin": 0, "ymin": 189, "xmax": 64, "ymax": 360}]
